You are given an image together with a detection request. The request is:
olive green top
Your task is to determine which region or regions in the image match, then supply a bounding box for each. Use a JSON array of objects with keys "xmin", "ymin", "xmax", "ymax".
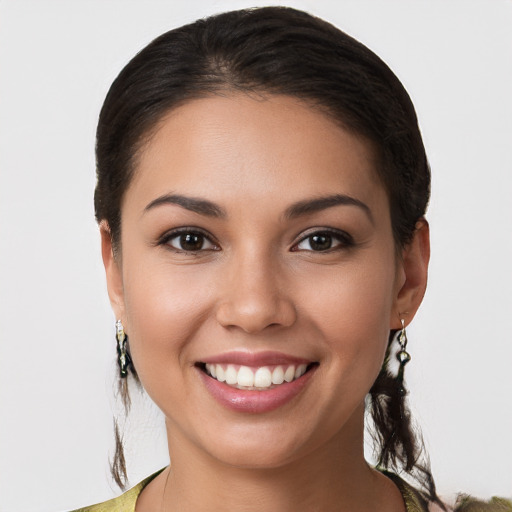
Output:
[
  {"xmin": 70, "ymin": 469, "xmax": 163, "ymax": 512},
  {"xmin": 70, "ymin": 468, "xmax": 512, "ymax": 511},
  {"xmin": 70, "ymin": 468, "xmax": 432, "ymax": 512}
]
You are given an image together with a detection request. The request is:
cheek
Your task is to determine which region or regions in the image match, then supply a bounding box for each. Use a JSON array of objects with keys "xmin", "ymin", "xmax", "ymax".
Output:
[
  {"xmin": 120, "ymin": 258, "xmax": 215, "ymax": 393},
  {"xmin": 302, "ymin": 258, "xmax": 396, "ymax": 381}
]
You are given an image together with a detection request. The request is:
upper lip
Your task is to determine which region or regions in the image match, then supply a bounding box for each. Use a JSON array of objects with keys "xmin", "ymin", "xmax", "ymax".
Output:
[{"xmin": 199, "ymin": 351, "xmax": 315, "ymax": 367}]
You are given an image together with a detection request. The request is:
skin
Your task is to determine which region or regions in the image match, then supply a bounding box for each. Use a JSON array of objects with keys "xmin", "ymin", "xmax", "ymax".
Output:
[{"xmin": 101, "ymin": 93, "xmax": 430, "ymax": 512}]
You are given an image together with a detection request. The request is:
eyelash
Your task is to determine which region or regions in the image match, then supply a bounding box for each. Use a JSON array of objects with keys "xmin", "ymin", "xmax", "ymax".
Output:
[
  {"xmin": 157, "ymin": 227, "xmax": 220, "ymax": 253},
  {"xmin": 157, "ymin": 227, "xmax": 354, "ymax": 253},
  {"xmin": 291, "ymin": 228, "xmax": 354, "ymax": 253}
]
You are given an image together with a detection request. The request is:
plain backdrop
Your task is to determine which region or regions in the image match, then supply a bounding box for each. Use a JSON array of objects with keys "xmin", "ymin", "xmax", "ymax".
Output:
[{"xmin": 1, "ymin": 1, "xmax": 511, "ymax": 511}]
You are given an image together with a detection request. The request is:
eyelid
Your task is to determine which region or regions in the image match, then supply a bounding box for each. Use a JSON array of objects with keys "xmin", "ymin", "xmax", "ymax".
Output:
[
  {"xmin": 291, "ymin": 227, "xmax": 354, "ymax": 252},
  {"xmin": 157, "ymin": 226, "xmax": 220, "ymax": 251}
]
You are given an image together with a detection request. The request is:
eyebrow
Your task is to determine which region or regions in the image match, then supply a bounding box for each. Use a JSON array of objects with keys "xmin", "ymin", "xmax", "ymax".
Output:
[
  {"xmin": 284, "ymin": 194, "xmax": 374, "ymax": 223},
  {"xmin": 143, "ymin": 192, "xmax": 372, "ymax": 223},
  {"xmin": 143, "ymin": 194, "xmax": 226, "ymax": 218}
]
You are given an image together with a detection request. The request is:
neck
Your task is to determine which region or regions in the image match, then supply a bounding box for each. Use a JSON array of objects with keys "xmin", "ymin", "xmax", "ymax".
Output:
[{"xmin": 155, "ymin": 404, "xmax": 404, "ymax": 512}]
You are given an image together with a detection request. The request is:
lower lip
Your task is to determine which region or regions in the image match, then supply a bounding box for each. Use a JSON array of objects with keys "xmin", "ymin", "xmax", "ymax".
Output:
[{"xmin": 198, "ymin": 366, "xmax": 317, "ymax": 414}]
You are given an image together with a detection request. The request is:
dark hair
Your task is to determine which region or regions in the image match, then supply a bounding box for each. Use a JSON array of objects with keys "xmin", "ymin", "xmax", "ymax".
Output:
[{"xmin": 95, "ymin": 6, "xmax": 439, "ymax": 507}]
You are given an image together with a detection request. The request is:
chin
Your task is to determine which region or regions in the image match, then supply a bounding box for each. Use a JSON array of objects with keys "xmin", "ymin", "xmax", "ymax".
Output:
[
  {"xmin": 189, "ymin": 410, "xmax": 350, "ymax": 472},
  {"xmin": 208, "ymin": 439, "xmax": 307, "ymax": 470}
]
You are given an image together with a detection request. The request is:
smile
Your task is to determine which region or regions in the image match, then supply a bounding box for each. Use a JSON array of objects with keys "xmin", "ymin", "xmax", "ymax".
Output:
[
  {"xmin": 204, "ymin": 363, "xmax": 309, "ymax": 390},
  {"xmin": 197, "ymin": 352, "xmax": 318, "ymax": 413}
]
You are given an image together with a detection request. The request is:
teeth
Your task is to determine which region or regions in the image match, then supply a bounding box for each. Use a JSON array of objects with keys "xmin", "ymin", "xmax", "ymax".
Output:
[
  {"xmin": 216, "ymin": 365, "xmax": 225, "ymax": 382},
  {"xmin": 254, "ymin": 367, "xmax": 272, "ymax": 388},
  {"xmin": 295, "ymin": 364, "xmax": 307, "ymax": 379},
  {"xmin": 284, "ymin": 365, "xmax": 295, "ymax": 382},
  {"xmin": 271, "ymin": 366, "xmax": 284, "ymax": 385},
  {"xmin": 204, "ymin": 363, "xmax": 310, "ymax": 390},
  {"xmin": 238, "ymin": 366, "xmax": 254, "ymax": 387},
  {"xmin": 225, "ymin": 365, "xmax": 237, "ymax": 385}
]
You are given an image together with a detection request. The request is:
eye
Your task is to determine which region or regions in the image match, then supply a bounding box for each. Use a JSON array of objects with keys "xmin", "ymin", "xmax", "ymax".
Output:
[
  {"xmin": 293, "ymin": 230, "xmax": 353, "ymax": 252},
  {"xmin": 161, "ymin": 229, "xmax": 218, "ymax": 252}
]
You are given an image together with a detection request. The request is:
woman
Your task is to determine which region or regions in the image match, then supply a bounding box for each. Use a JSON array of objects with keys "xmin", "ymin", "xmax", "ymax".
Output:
[{"xmin": 73, "ymin": 6, "xmax": 508, "ymax": 512}]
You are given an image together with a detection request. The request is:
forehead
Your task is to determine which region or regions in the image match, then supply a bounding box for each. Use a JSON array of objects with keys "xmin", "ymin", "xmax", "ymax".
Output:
[{"xmin": 127, "ymin": 93, "xmax": 386, "ymax": 213}]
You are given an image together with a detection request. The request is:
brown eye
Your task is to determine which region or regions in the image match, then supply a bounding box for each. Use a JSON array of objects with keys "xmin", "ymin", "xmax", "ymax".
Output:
[
  {"xmin": 308, "ymin": 233, "xmax": 332, "ymax": 251},
  {"xmin": 165, "ymin": 231, "xmax": 216, "ymax": 252},
  {"xmin": 294, "ymin": 230, "xmax": 353, "ymax": 252},
  {"xmin": 180, "ymin": 233, "xmax": 204, "ymax": 251}
]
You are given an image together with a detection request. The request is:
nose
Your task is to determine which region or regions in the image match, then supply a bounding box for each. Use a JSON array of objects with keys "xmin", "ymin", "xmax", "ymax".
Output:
[{"xmin": 215, "ymin": 252, "xmax": 297, "ymax": 334}]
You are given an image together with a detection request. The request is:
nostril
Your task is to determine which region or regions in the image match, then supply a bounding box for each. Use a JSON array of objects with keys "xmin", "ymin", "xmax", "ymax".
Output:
[{"xmin": 215, "ymin": 299, "xmax": 297, "ymax": 334}]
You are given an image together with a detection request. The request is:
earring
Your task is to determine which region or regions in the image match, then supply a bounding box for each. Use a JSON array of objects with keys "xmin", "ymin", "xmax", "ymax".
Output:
[
  {"xmin": 116, "ymin": 319, "xmax": 129, "ymax": 378},
  {"xmin": 396, "ymin": 319, "xmax": 411, "ymax": 395}
]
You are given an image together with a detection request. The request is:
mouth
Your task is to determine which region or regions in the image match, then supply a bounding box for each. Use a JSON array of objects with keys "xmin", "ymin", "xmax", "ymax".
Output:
[
  {"xmin": 197, "ymin": 362, "xmax": 318, "ymax": 391},
  {"xmin": 195, "ymin": 351, "xmax": 319, "ymax": 413}
]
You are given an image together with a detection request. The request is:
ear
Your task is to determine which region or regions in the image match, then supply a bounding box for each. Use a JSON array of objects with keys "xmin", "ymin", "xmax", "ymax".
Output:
[
  {"xmin": 100, "ymin": 221, "xmax": 125, "ymax": 321},
  {"xmin": 391, "ymin": 219, "xmax": 430, "ymax": 329}
]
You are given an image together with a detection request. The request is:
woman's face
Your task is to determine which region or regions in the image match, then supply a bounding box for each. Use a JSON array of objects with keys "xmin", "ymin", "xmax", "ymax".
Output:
[{"xmin": 103, "ymin": 94, "xmax": 426, "ymax": 469}]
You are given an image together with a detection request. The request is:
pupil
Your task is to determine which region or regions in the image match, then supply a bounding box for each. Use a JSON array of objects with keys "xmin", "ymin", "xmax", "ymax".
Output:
[
  {"xmin": 180, "ymin": 233, "xmax": 203, "ymax": 251},
  {"xmin": 310, "ymin": 234, "xmax": 331, "ymax": 251}
]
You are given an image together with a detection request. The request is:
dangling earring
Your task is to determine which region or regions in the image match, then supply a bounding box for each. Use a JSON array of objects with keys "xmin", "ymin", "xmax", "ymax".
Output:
[
  {"xmin": 396, "ymin": 319, "xmax": 411, "ymax": 396},
  {"xmin": 116, "ymin": 319, "xmax": 129, "ymax": 378}
]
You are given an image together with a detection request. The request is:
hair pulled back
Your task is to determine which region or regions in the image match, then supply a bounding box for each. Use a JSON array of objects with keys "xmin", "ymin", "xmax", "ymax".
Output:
[{"xmin": 95, "ymin": 6, "xmax": 439, "ymax": 508}]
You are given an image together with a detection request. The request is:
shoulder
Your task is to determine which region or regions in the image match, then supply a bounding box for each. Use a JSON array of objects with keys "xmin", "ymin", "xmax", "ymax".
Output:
[
  {"xmin": 69, "ymin": 484, "xmax": 143, "ymax": 512},
  {"xmin": 382, "ymin": 470, "xmax": 512, "ymax": 512},
  {"xmin": 380, "ymin": 470, "xmax": 441, "ymax": 512},
  {"xmin": 69, "ymin": 468, "xmax": 165, "ymax": 512},
  {"xmin": 380, "ymin": 470, "xmax": 428, "ymax": 511},
  {"xmin": 379, "ymin": 470, "xmax": 454, "ymax": 512},
  {"xmin": 454, "ymin": 495, "xmax": 512, "ymax": 511}
]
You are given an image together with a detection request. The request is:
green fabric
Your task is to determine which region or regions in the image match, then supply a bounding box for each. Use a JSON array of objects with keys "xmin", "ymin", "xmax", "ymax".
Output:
[
  {"xmin": 455, "ymin": 495, "xmax": 512, "ymax": 511},
  {"xmin": 71, "ymin": 468, "xmax": 512, "ymax": 512},
  {"xmin": 382, "ymin": 470, "xmax": 429, "ymax": 512},
  {"xmin": 70, "ymin": 469, "xmax": 164, "ymax": 512}
]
